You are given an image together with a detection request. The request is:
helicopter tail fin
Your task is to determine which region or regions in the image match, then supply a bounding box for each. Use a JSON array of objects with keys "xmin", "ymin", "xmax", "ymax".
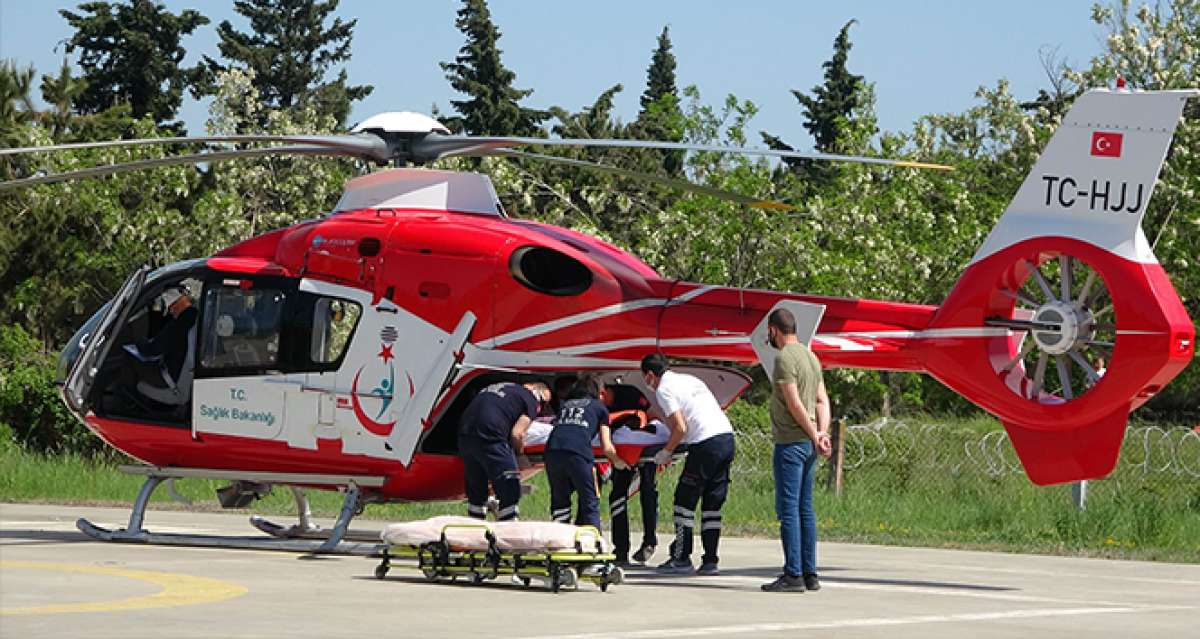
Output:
[{"xmin": 922, "ymin": 87, "xmax": 1196, "ymax": 485}]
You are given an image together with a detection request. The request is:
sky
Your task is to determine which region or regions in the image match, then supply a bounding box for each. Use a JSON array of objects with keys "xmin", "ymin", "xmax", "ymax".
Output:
[{"xmin": 0, "ymin": 1, "xmax": 1111, "ymax": 149}]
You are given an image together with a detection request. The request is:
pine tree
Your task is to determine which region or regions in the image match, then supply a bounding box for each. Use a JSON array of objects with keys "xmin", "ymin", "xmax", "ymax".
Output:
[
  {"xmin": 798, "ymin": 19, "xmax": 863, "ymax": 152},
  {"xmin": 639, "ymin": 26, "xmax": 678, "ymax": 115},
  {"xmin": 632, "ymin": 26, "xmax": 684, "ymax": 175},
  {"xmin": 207, "ymin": 0, "xmax": 373, "ymax": 127},
  {"xmin": 440, "ymin": 0, "xmax": 547, "ymax": 136},
  {"xmin": 760, "ymin": 20, "xmax": 866, "ymax": 179},
  {"xmin": 58, "ymin": 0, "xmax": 209, "ymax": 127}
]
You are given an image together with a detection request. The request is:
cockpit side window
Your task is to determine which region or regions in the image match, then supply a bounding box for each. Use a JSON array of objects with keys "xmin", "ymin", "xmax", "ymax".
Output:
[
  {"xmin": 310, "ymin": 297, "xmax": 362, "ymax": 364},
  {"xmin": 200, "ymin": 287, "xmax": 285, "ymax": 370}
]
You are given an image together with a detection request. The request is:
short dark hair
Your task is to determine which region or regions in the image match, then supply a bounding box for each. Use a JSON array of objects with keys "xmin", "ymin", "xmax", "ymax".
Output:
[
  {"xmin": 640, "ymin": 353, "xmax": 669, "ymax": 376},
  {"xmin": 567, "ymin": 373, "xmax": 602, "ymax": 400},
  {"xmin": 768, "ymin": 308, "xmax": 797, "ymax": 335},
  {"xmin": 554, "ymin": 376, "xmax": 575, "ymax": 394}
]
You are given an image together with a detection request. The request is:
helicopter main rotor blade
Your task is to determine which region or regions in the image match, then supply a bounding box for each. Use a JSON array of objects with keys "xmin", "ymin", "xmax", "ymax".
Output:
[
  {"xmin": 497, "ymin": 149, "xmax": 794, "ymax": 210},
  {"xmin": 0, "ymin": 145, "xmax": 357, "ymax": 190},
  {"xmin": 0, "ymin": 134, "xmax": 390, "ymax": 162},
  {"xmin": 417, "ymin": 134, "xmax": 954, "ymax": 171}
]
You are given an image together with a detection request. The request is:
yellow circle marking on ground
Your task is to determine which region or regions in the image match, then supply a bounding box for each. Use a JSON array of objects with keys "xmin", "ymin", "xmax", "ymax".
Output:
[{"xmin": 0, "ymin": 560, "xmax": 248, "ymax": 615}]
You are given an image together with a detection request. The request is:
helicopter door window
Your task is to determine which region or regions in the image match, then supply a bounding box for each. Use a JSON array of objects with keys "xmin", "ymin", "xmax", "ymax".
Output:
[
  {"xmin": 311, "ymin": 297, "xmax": 362, "ymax": 364},
  {"xmin": 201, "ymin": 287, "xmax": 286, "ymax": 370}
]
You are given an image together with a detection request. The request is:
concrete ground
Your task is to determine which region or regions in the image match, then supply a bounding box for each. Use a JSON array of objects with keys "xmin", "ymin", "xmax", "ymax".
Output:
[{"xmin": 1, "ymin": 502, "xmax": 1197, "ymax": 639}]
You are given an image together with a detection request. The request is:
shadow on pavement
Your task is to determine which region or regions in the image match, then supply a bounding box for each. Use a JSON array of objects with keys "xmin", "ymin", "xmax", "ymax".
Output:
[
  {"xmin": 714, "ymin": 565, "xmax": 1017, "ymax": 591},
  {"xmin": 0, "ymin": 529, "xmax": 93, "ymax": 545}
]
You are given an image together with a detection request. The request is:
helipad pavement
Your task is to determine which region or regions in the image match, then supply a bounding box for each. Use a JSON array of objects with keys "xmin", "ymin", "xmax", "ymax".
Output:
[{"xmin": 1, "ymin": 502, "xmax": 1197, "ymax": 638}]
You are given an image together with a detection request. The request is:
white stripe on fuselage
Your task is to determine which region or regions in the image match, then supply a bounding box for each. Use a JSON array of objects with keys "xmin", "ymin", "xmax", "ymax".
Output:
[
  {"xmin": 523, "ymin": 327, "xmax": 1015, "ymax": 357},
  {"xmin": 490, "ymin": 285, "xmax": 717, "ymax": 347}
]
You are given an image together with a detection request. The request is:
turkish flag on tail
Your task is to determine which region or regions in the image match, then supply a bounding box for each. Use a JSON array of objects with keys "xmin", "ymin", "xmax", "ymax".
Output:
[{"xmin": 1091, "ymin": 131, "xmax": 1123, "ymax": 157}]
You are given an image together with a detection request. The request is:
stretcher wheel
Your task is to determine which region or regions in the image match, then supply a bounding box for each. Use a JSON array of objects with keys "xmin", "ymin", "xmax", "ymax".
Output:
[
  {"xmin": 521, "ymin": 577, "xmax": 531, "ymax": 587},
  {"xmin": 606, "ymin": 566, "xmax": 624, "ymax": 589},
  {"xmin": 374, "ymin": 564, "xmax": 390, "ymax": 580},
  {"xmin": 422, "ymin": 568, "xmax": 438, "ymax": 581},
  {"xmin": 557, "ymin": 566, "xmax": 578, "ymax": 591}
]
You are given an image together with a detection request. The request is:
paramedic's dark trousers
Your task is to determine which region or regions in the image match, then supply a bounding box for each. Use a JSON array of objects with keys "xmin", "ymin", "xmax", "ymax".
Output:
[
  {"xmin": 610, "ymin": 458, "xmax": 659, "ymax": 558},
  {"xmin": 459, "ymin": 435, "xmax": 521, "ymax": 520},
  {"xmin": 545, "ymin": 450, "xmax": 601, "ymax": 529},
  {"xmin": 669, "ymin": 433, "xmax": 734, "ymax": 565}
]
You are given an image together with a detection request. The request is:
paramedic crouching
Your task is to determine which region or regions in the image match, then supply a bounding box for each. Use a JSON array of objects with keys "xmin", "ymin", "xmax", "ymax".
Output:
[
  {"xmin": 458, "ymin": 380, "xmax": 551, "ymax": 521},
  {"xmin": 641, "ymin": 353, "xmax": 736, "ymax": 576},
  {"xmin": 544, "ymin": 374, "xmax": 622, "ymax": 528}
]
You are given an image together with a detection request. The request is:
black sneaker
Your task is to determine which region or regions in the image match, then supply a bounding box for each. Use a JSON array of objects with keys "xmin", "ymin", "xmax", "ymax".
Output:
[
  {"xmin": 696, "ymin": 562, "xmax": 719, "ymax": 576},
  {"xmin": 761, "ymin": 574, "xmax": 805, "ymax": 592},
  {"xmin": 803, "ymin": 573, "xmax": 821, "ymax": 591},
  {"xmin": 656, "ymin": 557, "xmax": 694, "ymax": 574},
  {"xmin": 632, "ymin": 544, "xmax": 656, "ymax": 564},
  {"xmin": 614, "ymin": 554, "xmax": 631, "ymax": 567}
]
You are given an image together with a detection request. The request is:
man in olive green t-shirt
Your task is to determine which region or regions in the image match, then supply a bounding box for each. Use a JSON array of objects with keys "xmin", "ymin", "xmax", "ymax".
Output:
[{"xmin": 761, "ymin": 308, "xmax": 831, "ymax": 593}]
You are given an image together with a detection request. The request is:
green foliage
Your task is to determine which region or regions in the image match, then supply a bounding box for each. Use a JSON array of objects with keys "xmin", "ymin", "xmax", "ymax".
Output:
[
  {"xmin": 58, "ymin": 0, "xmax": 209, "ymax": 127},
  {"xmin": 206, "ymin": 0, "xmax": 373, "ymax": 128},
  {"xmin": 0, "ymin": 61, "xmax": 36, "ymax": 147},
  {"xmin": 0, "ymin": 324, "xmax": 103, "ymax": 455},
  {"xmin": 0, "ymin": 0, "xmax": 1195, "ymax": 454},
  {"xmin": 0, "ymin": 114, "xmax": 203, "ymax": 345},
  {"xmin": 440, "ymin": 0, "xmax": 548, "ymax": 135}
]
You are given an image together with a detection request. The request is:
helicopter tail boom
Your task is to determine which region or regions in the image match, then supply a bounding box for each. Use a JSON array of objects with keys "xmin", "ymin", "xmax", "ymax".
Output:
[{"xmin": 647, "ymin": 88, "xmax": 1195, "ymax": 486}]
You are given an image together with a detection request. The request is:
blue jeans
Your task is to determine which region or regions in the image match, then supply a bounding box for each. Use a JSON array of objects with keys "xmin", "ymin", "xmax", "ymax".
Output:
[{"xmin": 774, "ymin": 440, "xmax": 817, "ymax": 577}]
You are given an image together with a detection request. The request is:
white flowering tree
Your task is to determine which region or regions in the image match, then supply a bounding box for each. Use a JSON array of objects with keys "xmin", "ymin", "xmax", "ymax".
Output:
[{"xmin": 190, "ymin": 68, "xmax": 355, "ymax": 256}]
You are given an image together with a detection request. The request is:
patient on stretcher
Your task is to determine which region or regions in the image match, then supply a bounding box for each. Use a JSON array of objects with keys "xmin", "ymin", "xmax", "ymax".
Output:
[{"xmin": 524, "ymin": 415, "xmax": 669, "ymax": 448}]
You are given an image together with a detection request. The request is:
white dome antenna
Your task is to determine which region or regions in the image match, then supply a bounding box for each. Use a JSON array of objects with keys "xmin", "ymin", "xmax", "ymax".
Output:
[{"xmin": 352, "ymin": 112, "xmax": 451, "ymax": 136}]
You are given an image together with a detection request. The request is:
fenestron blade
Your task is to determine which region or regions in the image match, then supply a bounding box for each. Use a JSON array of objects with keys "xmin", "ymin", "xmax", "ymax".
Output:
[
  {"xmin": 497, "ymin": 149, "xmax": 794, "ymax": 210},
  {"xmin": 0, "ymin": 145, "xmax": 356, "ymax": 190}
]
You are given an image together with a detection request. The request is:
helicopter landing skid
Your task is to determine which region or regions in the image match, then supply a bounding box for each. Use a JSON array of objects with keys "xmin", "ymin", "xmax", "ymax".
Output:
[
  {"xmin": 249, "ymin": 517, "xmax": 383, "ymax": 543},
  {"xmin": 76, "ymin": 469, "xmax": 386, "ymax": 555},
  {"xmin": 246, "ymin": 485, "xmax": 382, "ymax": 543}
]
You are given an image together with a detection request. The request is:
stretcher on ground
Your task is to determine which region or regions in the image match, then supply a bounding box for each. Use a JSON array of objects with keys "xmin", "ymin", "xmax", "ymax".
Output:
[{"xmin": 373, "ymin": 516, "xmax": 623, "ymax": 592}]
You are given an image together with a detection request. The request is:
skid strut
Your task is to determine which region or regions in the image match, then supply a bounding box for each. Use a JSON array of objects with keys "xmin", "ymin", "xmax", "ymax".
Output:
[
  {"xmin": 250, "ymin": 488, "xmax": 383, "ymax": 544},
  {"xmin": 76, "ymin": 465, "xmax": 387, "ymax": 555}
]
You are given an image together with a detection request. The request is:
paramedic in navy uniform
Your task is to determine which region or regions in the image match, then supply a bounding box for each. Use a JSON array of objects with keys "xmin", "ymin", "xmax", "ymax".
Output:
[
  {"xmin": 544, "ymin": 374, "xmax": 623, "ymax": 528},
  {"xmin": 458, "ymin": 380, "xmax": 551, "ymax": 521},
  {"xmin": 641, "ymin": 353, "xmax": 736, "ymax": 576}
]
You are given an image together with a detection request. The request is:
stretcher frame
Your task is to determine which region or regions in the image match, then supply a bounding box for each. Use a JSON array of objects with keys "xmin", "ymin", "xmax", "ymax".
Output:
[{"xmin": 373, "ymin": 523, "xmax": 622, "ymax": 592}]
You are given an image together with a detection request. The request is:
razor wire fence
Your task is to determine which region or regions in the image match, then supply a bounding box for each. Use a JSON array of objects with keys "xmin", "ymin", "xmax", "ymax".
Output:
[{"xmin": 727, "ymin": 414, "xmax": 1200, "ymax": 504}]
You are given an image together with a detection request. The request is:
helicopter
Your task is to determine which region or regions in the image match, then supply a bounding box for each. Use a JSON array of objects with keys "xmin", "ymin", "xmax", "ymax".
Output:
[{"xmin": 1, "ymin": 85, "xmax": 1194, "ymax": 553}]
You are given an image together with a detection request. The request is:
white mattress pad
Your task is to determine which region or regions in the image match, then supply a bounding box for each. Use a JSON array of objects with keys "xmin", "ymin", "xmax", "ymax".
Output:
[{"xmin": 382, "ymin": 516, "xmax": 607, "ymax": 552}]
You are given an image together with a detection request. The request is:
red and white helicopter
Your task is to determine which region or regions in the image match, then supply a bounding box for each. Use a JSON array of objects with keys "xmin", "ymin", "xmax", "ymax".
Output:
[{"xmin": 3, "ymin": 85, "xmax": 1195, "ymax": 553}]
